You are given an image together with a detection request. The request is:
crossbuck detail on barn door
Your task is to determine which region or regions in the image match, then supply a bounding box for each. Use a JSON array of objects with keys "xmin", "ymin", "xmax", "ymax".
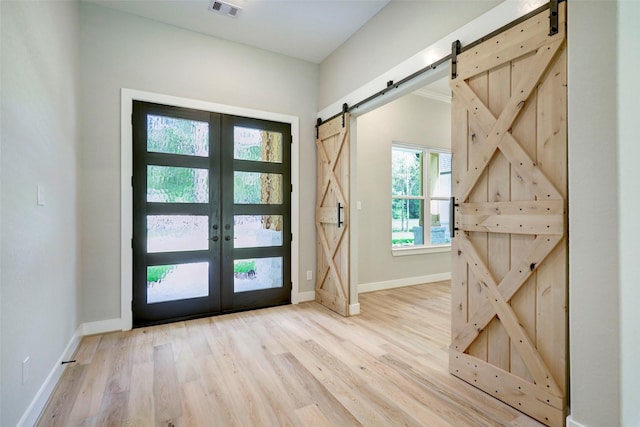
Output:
[
  {"xmin": 315, "ymin": 113, "xmax": 350, "ymax": 316},
  {"xmin": 449, "ymin": 3, "xmax": 567, "ymax": 426}
]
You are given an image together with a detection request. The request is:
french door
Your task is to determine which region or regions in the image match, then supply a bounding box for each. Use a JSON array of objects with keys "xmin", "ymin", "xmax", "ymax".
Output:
[{"xmin": 132, "ymin": 101, "xmax": 291, "ymax": 327}]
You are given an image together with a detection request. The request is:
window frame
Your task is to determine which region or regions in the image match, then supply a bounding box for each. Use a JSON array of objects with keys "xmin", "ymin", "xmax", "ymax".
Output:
[{"xmin": 391, "ymin": 142, "xmax": 452, "ymax": 256}]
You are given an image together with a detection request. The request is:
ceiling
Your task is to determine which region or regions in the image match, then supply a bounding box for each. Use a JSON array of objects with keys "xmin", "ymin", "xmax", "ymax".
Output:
[{"xmin": 85, "ymin": 0, "xmax": 390, "ymax": 64}]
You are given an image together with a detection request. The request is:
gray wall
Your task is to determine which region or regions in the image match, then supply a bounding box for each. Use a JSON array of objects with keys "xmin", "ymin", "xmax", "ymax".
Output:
[
  {"xmin": 79, "ymin": 3, "xmax": 319, "ymax": 323},
  {"xmin": 319, "ymin": 0, "xmax": 501, "ymax": 109},
  {"xmin": 618, "ymin": 3, "xmax": 640, "ymax": 425},
  {"xmin": 356, "ymin": 94, "xmax": 451, "ymax": 285},
  {"xmin": 0, "ymin": 1, "xmax": 80, "ymax": 425}
]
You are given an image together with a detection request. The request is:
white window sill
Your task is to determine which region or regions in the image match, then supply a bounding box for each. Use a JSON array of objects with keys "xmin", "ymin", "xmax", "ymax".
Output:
[{"xmin": 391, "ymin": 245, "xmax": 451, "ymax": 257}]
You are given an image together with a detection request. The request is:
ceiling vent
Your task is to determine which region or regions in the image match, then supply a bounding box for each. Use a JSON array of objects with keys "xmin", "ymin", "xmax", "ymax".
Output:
[{"xmin": 208, "ymin": 0, "xmax": 242, "ymax": 18}]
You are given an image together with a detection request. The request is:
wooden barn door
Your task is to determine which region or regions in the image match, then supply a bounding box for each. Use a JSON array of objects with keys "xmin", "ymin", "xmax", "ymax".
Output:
[
  {"xmin": 449, "ymin": 4, "xmax": 567, "ymax": 426},
  {"xmin": 315, "ymin": 113, "xmax": 350, "ymax": 316}
]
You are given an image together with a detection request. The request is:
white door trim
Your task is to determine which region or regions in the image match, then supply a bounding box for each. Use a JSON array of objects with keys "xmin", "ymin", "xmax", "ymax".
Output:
[{"xmin": 120, "ymin": 88, "xmax": 300, "ymax": 330}]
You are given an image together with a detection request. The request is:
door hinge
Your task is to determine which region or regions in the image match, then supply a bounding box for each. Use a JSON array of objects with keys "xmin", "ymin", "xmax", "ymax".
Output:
[
  {"xmin": 131, "ymin": 113, "xmax": 134, "ymax": 125},
  {"xmin": 131, "ymin": 237, "xmax": 133, "ymax": 249},
  {"xmin": 290, "ymin": 233, "xmax": 293, "ymax": 242},
  {"xmin": 131, "ymin": 300, "xmax": 133, "ymax": 311},
  {"xmin": 291, "ymin": 184, "xmax": 293, "ymax": 193},
  {"xmin": 451, "ymin": 40, "xmax": 461, "ymax": 80},
  {"xmin": 131, "ymin": 176, "xmax": 134, "ymax": 187}
]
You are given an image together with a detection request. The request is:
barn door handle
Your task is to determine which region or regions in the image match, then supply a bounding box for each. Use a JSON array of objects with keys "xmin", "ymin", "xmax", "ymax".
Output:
[
  {"xmin": 449, "ymin": 197, "xmax": 458, "ymax": 239},
  {"xmin": 337, "ymin": 203, "xmax": 344, "ymax": 228}
]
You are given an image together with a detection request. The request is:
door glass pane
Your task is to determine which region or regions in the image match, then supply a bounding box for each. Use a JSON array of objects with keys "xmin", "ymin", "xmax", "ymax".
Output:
[
  {"xmin": 234, "ymin": 172, "xmax": 282, "ymax": 204},
  {"xmin": 392, "ymin": 147, "xmax": 423, "ymax": 196},
  {"xmin": 429, "ymin": 152, "xmax": 452, "ymax": 197},
  {"xmin": 234, "ymin": 215, "xmax": 283, "ymax": 248},
  {"xmin": 392, "ymin": 198, "xmax": 423, "ymax": 246},
  {"xmin": 430, "ymin": 199, "xmax": 451, "ymax": 245},
  {"xmin": 234, "ymin": 257, "xmax": 283, "ymax": 293},
  {"xmin": 147, "ymin": 115, "xmax": 209, "ymax": 157},
  {"xmin": 147, "ymin": 165, "xmax": 208, "ymax": 203},
  {"xmin": 234, "ymin": 126, "xmax": 282, "ymax": 163},
  {"xmin": 147, "ymin": 262, "xmax": 209, "ymax": 304},
  {"xmin": 147, "ymin": 215, "xmax": 208, "ymax": 253}
]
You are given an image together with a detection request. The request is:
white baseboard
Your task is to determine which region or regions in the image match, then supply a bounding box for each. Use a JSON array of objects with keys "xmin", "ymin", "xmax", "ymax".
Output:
[
  {"xmin": 17, "ymin": 327, "xmax": 82, "ymax": 427},
  {"xmin": 81, "ymin": 318, "xmax": 123, "ymax": 336},
  {"xmin": 297, "ymin": 291, "xmax": 316, "ymax": 303},
  {"xmin": 566, "ymin": 415, "xmax": 587, "ymax": 427},
  {"xmin": 349, "ymin": 303, "xmax": 361, "ymax": 315},
  {"xmin": 358, "ymin": 272, "xmax": 452, "ymax": 294}
]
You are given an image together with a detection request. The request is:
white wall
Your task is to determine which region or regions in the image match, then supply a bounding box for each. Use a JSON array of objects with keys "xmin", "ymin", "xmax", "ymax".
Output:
[
  {"xmin": 356, "ymin": 94, "xmax": 451, "ymax": 285},
  {"xmin": 567, "ymin": 2, "xmax": 621, "ymax": 425},
  {"xmin": 0, "ymin": 1, "xmax": 80, "ymax": 426},
  {"xmin": 79, "ymin": 3, "xmax": 319, "ymax": 323},
  {"xmin": 319, "ymin": 0, "xmax": 501, "ymax": 109},
  {"xmin": 618, "ymin": 2, "xmax": 640, "ymax": 426}
]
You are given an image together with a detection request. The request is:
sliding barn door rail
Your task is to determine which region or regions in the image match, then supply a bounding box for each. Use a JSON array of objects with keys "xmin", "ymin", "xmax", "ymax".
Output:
[{"xmin": 316, "ymin": 0, "xmax": 564, "ymax": 127}]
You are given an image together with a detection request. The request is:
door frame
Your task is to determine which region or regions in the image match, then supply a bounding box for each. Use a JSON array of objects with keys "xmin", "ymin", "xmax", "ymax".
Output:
[{"xmin": 120, "ymin": 88, "xmax": 300, "ymax": 330}]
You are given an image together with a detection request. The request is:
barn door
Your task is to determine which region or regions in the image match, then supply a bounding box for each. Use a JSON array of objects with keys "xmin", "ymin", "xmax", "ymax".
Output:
[
  {"xmin": 315, "ymin": 113, "xmax": 350, "ymax": 316},
  {"xmin": 449, "ymin": 4, "xmax": 567, "ymax": 426}
]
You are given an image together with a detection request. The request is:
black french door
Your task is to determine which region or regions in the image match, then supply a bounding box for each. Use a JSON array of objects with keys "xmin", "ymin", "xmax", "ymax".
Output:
[{"xmin": 132, "ymin": 101, "xmax": 291, "ymax": 327}]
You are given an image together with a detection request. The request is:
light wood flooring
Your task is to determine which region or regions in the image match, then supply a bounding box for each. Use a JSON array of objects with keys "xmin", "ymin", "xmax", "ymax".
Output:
[{"xmin": 37, "ymin": 281, "xmax": 543, "ymax": 426}]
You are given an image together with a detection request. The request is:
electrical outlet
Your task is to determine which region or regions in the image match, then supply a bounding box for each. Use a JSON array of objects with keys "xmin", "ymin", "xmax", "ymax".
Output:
[
  {"xmin": 37, "ymin": 184, "xmax": 45, "ymax": 206},
  {"xmin": 306, "ymin": 270, "xmax": 313, "ymax": 281},
  {"xmin": 22, "ymin": 356, "xmax": 30, "ymax": 385}
]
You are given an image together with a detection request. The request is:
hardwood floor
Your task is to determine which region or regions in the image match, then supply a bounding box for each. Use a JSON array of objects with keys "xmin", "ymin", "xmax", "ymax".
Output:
[{"xmin": 37, "ymin": 281, "xmax": 543, "ymax": 426}]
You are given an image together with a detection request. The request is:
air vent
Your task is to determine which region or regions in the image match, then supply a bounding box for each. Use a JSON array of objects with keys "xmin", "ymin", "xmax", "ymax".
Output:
[{"xmin": 208, "ymin": 0, "xmax": 242, "ymax": 18}]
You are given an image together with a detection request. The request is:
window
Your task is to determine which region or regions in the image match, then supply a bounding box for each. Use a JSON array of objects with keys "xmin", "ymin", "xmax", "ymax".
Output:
[{"xmin": 391, "ymin": 144, "xmax": 451, "ymax": 251}]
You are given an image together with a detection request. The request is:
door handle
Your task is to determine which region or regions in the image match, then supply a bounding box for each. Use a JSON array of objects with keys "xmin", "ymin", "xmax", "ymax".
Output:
[
  {"xmin": 337, "ymin": 202, "xmax": 344, "ymax": 228},
  {"xmin": 211, "ymin": 236, "xmax": 219, "ymax": 242},
  {"xmin": 225, "ymin": 236, "xmax": 231, "ymax": 241},
  {"xmin": 449, "ymin": 196, "xmax": 458, "ymax": 239}
]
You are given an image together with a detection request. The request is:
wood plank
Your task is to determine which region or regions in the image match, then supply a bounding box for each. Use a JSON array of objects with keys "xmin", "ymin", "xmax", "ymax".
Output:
[
  {"xmin": 39, "ymin": 283, "xmax": 544, "ymax": 427},
  {"xmin": 450, "ymin": 91, "xmax": 469, "ymax": 340},
  {"xmin": 509, "ymin": 46, "xmax": 539, "ymax": 384},
  {"xmin": 456, "ymin": 4, "xmax": 566, "ymax": 81},
  {"xmin": 466, "ymin": 71, "xmax": 489, "ymax": 361},
  {"xmin": 535, "ymin": 36, "xmax": 568, "ymax": 397},
  {"xmin": 450, "ymin": 350, "xmax": 564, "ymax": 426},
  {"xmin": 457, "ymin": 213, "xmax": 564, "ymax": 235},
  {"xmin": 458, "ymin": 200, "xmax": 564, "ymax": 216},
  {"xmin": 316, "ymin": 207, "xmax": 338, "ymax": 224},
  {"xmin": 487, "ymin": 62, "xmax": 512, "ymax": 373},
  {"xmin": 37, "ymin": 364, "xmax": 87, "ymax": 427},
  {"xmin": 153, "ymin": 344, "xmax": 182, "ymax": 423}
]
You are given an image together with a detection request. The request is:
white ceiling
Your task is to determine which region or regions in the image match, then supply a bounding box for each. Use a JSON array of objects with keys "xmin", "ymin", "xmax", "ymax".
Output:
[{"xmin": 85, "ymin": 0, "xmax": 390, "ymax": 64}]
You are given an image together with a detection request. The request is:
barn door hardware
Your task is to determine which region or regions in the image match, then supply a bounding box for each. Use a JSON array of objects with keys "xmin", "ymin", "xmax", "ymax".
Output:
[
  {"xmin": 316, "ymin": 117, "xmax": 322, "ymax": 139},
  {"xmin": 337, "ymin": 202, "xmax": 344, "ymax": 228},
  {"xmin": 549, "ymin": 0, "xmax": 559, "ymax": 35},
  {"xmin": 449, "ymin": 196, "xmax": 459, "ymax": 238},
  {"xmin": 341, "ymin": 103, "xmax": 349, "ymax": 127},
  {"xmin": 451, "ymin": 40, "xmax": 461, "ymax": 79}
]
